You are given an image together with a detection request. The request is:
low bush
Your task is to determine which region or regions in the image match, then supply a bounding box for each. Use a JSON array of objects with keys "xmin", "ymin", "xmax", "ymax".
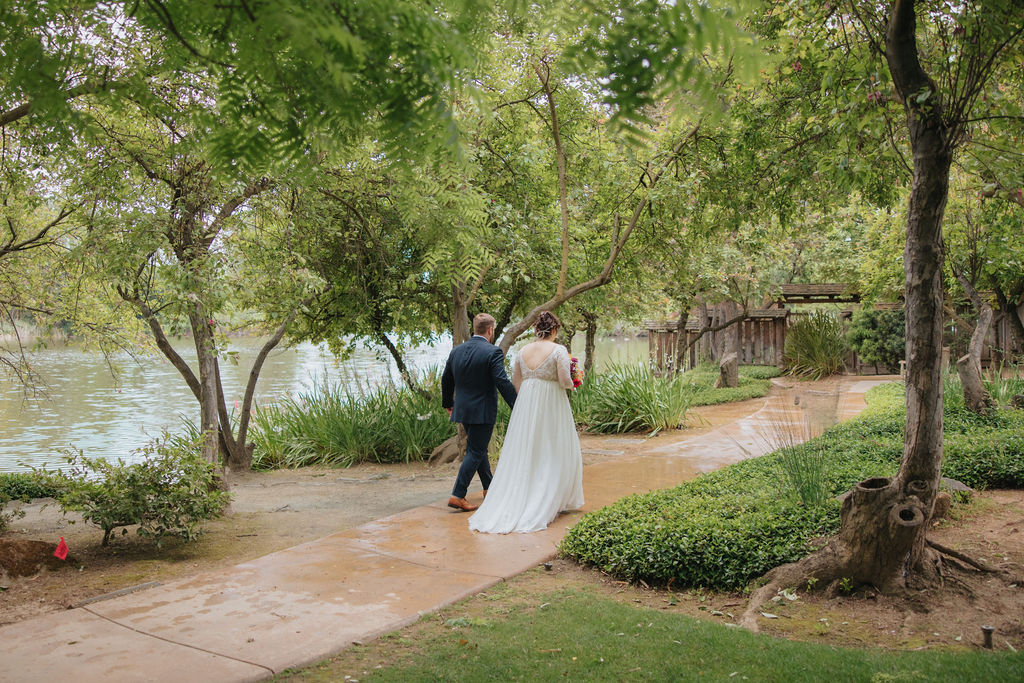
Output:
[
  {"xmin": 0, "ymin": 471, "xmax": 59, "ymax": 500},
  {"xmin": 0, "ymin": 472, "xmax": 60, "ymax": 533},
  {"xmin": 36, "ymin": 435, "xmax": 230, "ymax": 547},
  {"xmin": 250, "ymin": 371, "xmax": 455, "ymax": 469},
  {"xmin": 561, "ymin": 381, "xmax": 1024, "ymax": 590},
  {"xmin": 846, "ymin": 306, "xmax": 905, "ymax": 372},
  {"xmin": 784, "ymin": 311, "xmax": 848, "ymax": 379}
]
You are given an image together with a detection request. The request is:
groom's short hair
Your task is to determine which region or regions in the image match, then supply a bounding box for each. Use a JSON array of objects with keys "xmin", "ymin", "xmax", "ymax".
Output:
[{"xmin": 473, "ymin": 313, "xmax": 496, "ymax": 336}]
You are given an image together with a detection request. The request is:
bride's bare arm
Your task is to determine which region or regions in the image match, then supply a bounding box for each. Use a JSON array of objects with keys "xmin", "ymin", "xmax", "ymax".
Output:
[
  {"xmin": 513, "ymin": 356, "xmax": 523, "ymax": 392},
  {"xmin": 556, "ymin": 347, "xmax": 573, "ymax": 389}
]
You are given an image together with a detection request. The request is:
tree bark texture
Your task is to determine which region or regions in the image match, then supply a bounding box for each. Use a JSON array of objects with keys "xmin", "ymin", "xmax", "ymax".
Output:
[
  {"xmin": 955, "ymin": 273, "xmax": 995, "ymax": 415},
  {"xmin": 582, "ymin": 310, "xmax": 598, "ymax": 376}
]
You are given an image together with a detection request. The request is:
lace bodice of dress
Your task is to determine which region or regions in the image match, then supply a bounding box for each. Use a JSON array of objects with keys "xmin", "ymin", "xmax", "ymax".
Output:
[{"xmin": 515, "ymin": 345, "xmax": 573, "ymax": 388}]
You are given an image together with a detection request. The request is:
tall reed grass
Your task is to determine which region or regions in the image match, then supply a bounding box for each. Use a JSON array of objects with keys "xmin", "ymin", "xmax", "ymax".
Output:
[
  {"xmin": 943, "ymin": 365, "xmax": 1024, "ymax": 412},
  {"xmin": 249, "ymin": 370, "xmax": 455, "ymax": 470},
  {"xmin": 570, "ymin": 363, "xmax": 781, "ymax": 435},
  {"xmin": 757, "ymin": 389, "xmax": 840, "ymax": 508},
  {"xmin": 570, "ymin": 364, "xmax": 690, "ymax": 435},
  {"xmin": 783, "ymin": 311, "xmax": 848, "ymax": 379}
]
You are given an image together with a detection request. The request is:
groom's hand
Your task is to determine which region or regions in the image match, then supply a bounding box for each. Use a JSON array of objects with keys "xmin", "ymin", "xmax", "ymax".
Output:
[{"xmin": 446, "ymin": 407, "xmax": 453, "ymax": 417}]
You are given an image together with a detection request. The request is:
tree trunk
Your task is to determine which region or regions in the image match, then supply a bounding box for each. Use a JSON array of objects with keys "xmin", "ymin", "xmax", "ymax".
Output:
[
  {"xmin": 582, "ymin": 310, "xmax": 598, "ymax": 376},
  {"xmin": 377, "ymin": 330, "xmax": 431, "ymax": 398},
  {"xmin": 955, "ymin": 273, "xmax": 995, "ymax": 415},
  {"xmin": 743, "ymin": 2, "xmax": 957, "ymax": 630},
  {"xmin": 189, "ymin": 308, "xmax": 222, "ymax": 470},
  {"xmin": 452, "ymin": 282, "xmax": 471, "ymax": 346},
  {"xmin": 674, "ymin": 309, "xmax": 689, "ymax": 374},
  {"xmin": 837, "ymin": 0, "xmax": 950, "ymax": 588},
  {"xmin": 561, "ymin": 323, "xmax": 576, "ymax": 355}
]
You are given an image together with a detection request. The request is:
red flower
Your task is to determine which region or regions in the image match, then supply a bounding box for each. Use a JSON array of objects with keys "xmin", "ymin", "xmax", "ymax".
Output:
[{"xmin": 569, "ymin": 356, "xmax": 584, "ymax": 389}]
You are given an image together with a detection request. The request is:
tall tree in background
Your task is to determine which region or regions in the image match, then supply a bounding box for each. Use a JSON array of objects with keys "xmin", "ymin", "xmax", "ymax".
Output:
[{"xmin": 743, "ymin": 1, "xmax": 1024, "ymax": 627}]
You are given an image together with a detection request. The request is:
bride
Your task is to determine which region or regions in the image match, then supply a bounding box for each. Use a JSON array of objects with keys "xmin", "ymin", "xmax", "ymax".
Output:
[{"xmin": 469, "ymin": 311, "xmax": 584, "ymax": 534}]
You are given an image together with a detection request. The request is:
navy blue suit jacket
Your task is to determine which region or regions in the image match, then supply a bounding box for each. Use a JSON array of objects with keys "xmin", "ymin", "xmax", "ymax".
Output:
[{"xmin": 441, "ymin": 336, "xmax": 517, "ymax": 425}]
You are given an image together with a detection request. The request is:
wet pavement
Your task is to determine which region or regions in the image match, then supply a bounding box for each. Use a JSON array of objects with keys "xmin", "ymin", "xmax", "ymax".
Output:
[{"xmin": 0, "ymin": 377, "xmax": 895, "ymax": 682}]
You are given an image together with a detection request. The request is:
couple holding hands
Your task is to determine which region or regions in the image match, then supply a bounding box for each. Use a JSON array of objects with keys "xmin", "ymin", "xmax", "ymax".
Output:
[{"xmin": 441, "ymin": 311, "xmax": 583, "ymax": 534}]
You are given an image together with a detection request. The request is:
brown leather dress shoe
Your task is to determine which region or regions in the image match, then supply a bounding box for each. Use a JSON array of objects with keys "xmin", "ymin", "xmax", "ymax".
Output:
[{"xmin": 448, "ymin": 496, "xmax": 479, "ymax": 512}]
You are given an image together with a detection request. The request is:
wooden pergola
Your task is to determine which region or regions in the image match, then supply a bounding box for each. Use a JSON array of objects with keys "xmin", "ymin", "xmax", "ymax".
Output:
[{"xmin": 773, "ymin": 283, "xmax": 861, "ymax": 306}]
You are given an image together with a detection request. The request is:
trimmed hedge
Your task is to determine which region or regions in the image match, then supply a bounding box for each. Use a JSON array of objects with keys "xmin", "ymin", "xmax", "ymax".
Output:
[{"xmin": 561, "ymin": 381, "xmax": 1024, "ymax": 590}]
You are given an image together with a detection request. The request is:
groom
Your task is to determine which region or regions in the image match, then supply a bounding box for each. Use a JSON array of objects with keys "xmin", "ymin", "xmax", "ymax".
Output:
[{"xmin": 441, "ymin": 313, "xmax": 517, "ymax": 512}]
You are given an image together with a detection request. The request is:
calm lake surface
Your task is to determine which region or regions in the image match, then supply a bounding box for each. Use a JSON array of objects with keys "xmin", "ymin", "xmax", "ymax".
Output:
[{"xmin": 0, "ymin": 336, "xmax": 646, "ymax": 472}]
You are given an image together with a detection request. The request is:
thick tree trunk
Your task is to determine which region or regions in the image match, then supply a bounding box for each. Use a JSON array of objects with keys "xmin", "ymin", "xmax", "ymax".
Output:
[
  {"xmin": 744, "ymin": 3, "xmax": 957, "ymax": 631},
  {"xmin": 828, "ymin": 0, "xmax": 951, "ymax": 590}
]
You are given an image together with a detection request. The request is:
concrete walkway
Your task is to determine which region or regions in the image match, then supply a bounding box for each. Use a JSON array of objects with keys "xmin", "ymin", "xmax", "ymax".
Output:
[{"xmin": 0, "ymin": 377, "xmax": 893, "ymax": 682}]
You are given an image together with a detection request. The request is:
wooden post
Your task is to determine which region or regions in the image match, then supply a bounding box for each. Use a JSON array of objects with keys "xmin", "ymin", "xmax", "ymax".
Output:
[
  {"xmin": 775, "ymin": 317, "xmax": 786, "ymax": 369},
  {"xmin": 648, "ymin": 326, "xmax": 656, "ymax": 370}
]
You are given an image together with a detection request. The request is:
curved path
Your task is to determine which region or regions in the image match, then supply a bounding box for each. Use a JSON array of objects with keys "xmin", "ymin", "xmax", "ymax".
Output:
[{"xmin": 0, "ymin": 377, "xmax": 894, "ymax": 682}]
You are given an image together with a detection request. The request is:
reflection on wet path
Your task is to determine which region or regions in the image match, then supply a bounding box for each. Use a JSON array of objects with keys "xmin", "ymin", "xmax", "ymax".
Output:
[{"xmin": 579, "ymin": 376, "xmax": 893, "ymax": 499}]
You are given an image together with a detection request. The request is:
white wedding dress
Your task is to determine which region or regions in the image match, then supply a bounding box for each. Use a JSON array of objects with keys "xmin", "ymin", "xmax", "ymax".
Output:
[{"xmin": 469, "ymin": 344, "xmax": 584, "ymax": 534}]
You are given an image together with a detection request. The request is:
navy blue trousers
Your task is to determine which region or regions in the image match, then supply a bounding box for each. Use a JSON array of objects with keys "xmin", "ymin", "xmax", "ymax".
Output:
[{"xmin": 452, "ymin": 423, "xmax": 494, "ymax": 499}]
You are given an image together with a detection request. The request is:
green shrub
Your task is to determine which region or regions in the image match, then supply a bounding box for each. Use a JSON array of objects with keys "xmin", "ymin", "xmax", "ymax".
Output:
[
  {"xmin": 0, "ymin": 471, "xmax": 59, "ymax": 500},
  {"xmin": 561, "ymin": 380, "xmax": 1023, "ymax": 590},
  {"xmin": 561, "ymin": 456, "xmax": 848, "ymax": 590},
  {"xmin": 36, "ymin": 435, "xmax": 230, "ymax": 547},
  {"xmin": 1, "ymin": 472, "xmax": 60, "ymax": 533},
  {"xmin": 250, "ymin": 370, "xmax": 456, "ymax": 469},
  {"xmin": 847, "ymin": 307, "xmax": 905, "ymax": 371},
  {"xmin": 0, "ymin": 492, "xmax": 15, "ymax": 533},
  {"xmin": 784, "ymin": 311, "xmax": 848, "ymax": 379}
]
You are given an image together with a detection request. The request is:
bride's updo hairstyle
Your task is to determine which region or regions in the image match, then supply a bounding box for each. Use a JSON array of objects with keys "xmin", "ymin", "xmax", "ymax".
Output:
[{"xmin": 534, "ymin": 311, "xmax": 561, "ymax": 340}]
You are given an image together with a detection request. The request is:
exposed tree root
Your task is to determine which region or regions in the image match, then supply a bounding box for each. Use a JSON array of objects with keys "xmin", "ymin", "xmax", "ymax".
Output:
[{"xmin": 927, "ymin": 539, "xmax": 1000, "ymax": 573}]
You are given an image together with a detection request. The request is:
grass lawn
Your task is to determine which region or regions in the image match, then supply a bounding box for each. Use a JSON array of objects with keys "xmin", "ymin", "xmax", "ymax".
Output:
[{"xmin": 277, "ymin": 573, "xmax": 1023, "ymax": 682}]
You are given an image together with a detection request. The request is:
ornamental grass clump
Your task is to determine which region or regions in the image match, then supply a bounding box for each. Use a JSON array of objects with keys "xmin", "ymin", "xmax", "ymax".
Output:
[
  {"xmin": 783, "ymin": 311, "xmax": 848, "ymax": 379},
  {"xmin": 249, "ymin": 369, "xmax": 456, "ymax": 469},
  {"xmin": 571, "ymin": 363, "xmax": 690, "ymax": 434},
  {"xmin": 569, "ymin": 363, "xmax": 780, "ymax": 435}
]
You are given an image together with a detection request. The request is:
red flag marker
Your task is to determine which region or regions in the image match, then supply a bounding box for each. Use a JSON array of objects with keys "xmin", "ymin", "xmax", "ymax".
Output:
[{"xmin": 54, "ymin": 537, "xmax": 68, "ymax": 561}]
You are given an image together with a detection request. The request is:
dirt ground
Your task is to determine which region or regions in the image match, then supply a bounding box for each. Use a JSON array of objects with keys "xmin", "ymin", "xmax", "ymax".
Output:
[{"xmin": 2, "ymin": 424, "xmax": 1023, "ymax": 657}]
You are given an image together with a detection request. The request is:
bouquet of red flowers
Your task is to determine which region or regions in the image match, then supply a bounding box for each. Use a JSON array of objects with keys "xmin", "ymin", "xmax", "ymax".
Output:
[{"xmin": 569, "ymin": 356, "xmax": 584, "ymax": 389}]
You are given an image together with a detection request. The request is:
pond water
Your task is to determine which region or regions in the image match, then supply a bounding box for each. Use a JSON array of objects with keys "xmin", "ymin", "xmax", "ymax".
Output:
[{"xmin": 0, "ymin": 335, "xmax": 646, "ymax": 472}]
